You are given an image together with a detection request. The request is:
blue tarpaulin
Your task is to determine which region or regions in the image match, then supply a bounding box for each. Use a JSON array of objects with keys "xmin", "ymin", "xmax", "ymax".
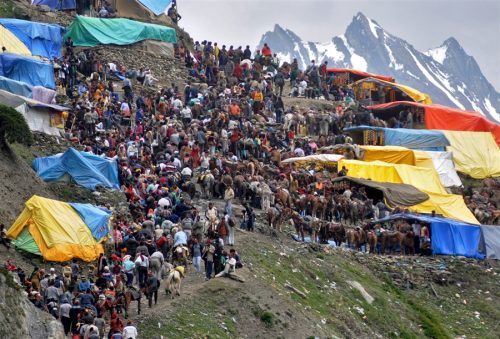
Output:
[
  {"xmin": 0, "ymin": 53, "xmax": 55, "ymax": 89},
  {"xmin": 0, "ymin": 75, "xmax": 33, "ymax": 98},
  {"xmin": 33, "ymin": 148, "xmax": 120, "ymax": 190},
  {"xmin": 345, "ymin": 126, "xmax": 449, "ymax": 151},
  {"xmin": 374, "ymin": 213, "xmax": 485, "ymax": 259},
  {"xmin": 70, "ymin": 203, "xmax": 111, "ymax": 241},
  {"xmin": 0, "ymin": 19, "xmax": 64, "ymax": 60},
  {"xmin": 138, "ymin": 0, "xmax": 172, "ymax": 15},
  {"xmin": 32, "ymin": 0, "xmax": 76, "ymax": 10}
]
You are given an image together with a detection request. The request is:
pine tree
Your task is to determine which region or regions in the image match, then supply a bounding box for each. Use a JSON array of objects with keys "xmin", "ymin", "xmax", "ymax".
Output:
[{"xmin": 0, "ymin": 104, "xmax": 33, "ymax": 148}]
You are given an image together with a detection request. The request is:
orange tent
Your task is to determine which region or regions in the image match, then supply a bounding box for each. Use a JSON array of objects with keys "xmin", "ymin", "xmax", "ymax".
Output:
[
  {"xmin": 369, "ymin": 101, "xmax": 500, "ymax": 145},
  {"xmin": 326, "ymin": 68, "xmax": 395, "ymax": 83}
]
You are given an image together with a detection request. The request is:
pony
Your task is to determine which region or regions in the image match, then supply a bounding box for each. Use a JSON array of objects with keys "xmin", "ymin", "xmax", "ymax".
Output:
[{"xmin": 164, "ymin": 266, "xmax": 185, "ymax": 299}]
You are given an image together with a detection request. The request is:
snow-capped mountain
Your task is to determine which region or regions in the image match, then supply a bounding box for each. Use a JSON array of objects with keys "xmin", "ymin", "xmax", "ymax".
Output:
[{"xmin": 258, "ymin": 12, "xmax": 500, "ymax": 122}]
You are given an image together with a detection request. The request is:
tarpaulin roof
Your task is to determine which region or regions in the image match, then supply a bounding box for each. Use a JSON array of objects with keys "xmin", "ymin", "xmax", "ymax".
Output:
[
  {"xmin": 64, "ymin": 16, "xmax": 177, "ymax": 47},
  {"xmin": 359, "ymin": 145, "xmax": 416, "ymax": 165},
  {"xmin": 0, "ymin": 25, "xmax": 32, "ymax": 56},
  {"xmin": 137, "ymin": 0, "xmax": 172, "ymax": 15},
  {"xmin": 345, "ymin": 125, "xmax": 450, "ymax": 151},
  {"xmin": 0, "ymin": 53, "xmax": 55, "ymax": 89},
  {"xmin": 352, "ymin": 77, "xmax": 432, "ymax": 104},
  {"xmin": 338, "ymin": 159, "xmax": 479, "ymax": 224},
  {"xmin": 443, "ymin": 131, "xmax": 500, "ymax": 179},
  {"xmin": 0, "ymin": 19, "xmax": 64, "ymax": 60},
  {"xmin": 0, "ymin": 75, "xmax": 32, "ymax": 98},
  {"xmin": 331, "ymin": 176, "xmax": 429, "ymax": 207},
  {"xmin": 31, "ymin": 0, "xmax": 76, "ymax": 10},
  {"xmin": 0, "ymin": 88, "xmax": 66, "ymax": 111},
  {"xmin": 368, "ymin": 101, "xmax": 500, "ymax": 145},
  {"xmin": 7, "ymin": 196, "xmax": 106, "ymax": 262},
  {"xmin": 69, "ymin": 203, "xmax": 111, "ymax": 241},
  {"xmin": 326, "ymin": 68, "xmax": 395, "ymax": 82},
  {"xmin": 413, "ymin": 150, "xmax": 463, "ymax": 188},
  {"xmin": 479, "ymin": 225, "xmax": 500, "ymax": 260},
  {"xmin": 281, "ymin": 154, "xmax": 344, "ymax": 166},
  {"xmin": 33, "ymin": 148, "xmax": 120, "ymax": 190},
  {"xmin": 373, "ymin": 213, "xmax": 484, "ymax": 259}
]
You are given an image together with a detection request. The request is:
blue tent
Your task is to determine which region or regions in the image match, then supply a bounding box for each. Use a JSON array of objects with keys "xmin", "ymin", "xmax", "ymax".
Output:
[
  {"xmin": 344, "ymin": 126, "xmax": 449, "ymax": 151},
  {"xmin": 31, "ymin": 0, "xmax": 76, "ymax": 10},
  {"xmin": 0, "ymin": 19, "xmax": 64, "ymax": 60},
  {"xmin": 138, "ymin": 0, "xmax": 172, "ymax": 15},
  {"xmin": 33, "ymin": 148, "xmax": 120, "ymax": 190},
  {"xmin": 0, "ymin": 53, "xmax": 55, "ymax": 89},
  {"xmin": 70, "ymin": 203, "xmax": 111, "ymax": 241},
  {"xmin": 0, "ymin": 75, "xmax": 33, "ymax": 98},
  {"xmin": 375, "ymin": 213, "xmax": 485, "ymax": 259}
]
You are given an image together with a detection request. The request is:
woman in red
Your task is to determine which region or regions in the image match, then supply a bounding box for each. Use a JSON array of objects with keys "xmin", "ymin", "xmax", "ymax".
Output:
[{"xmin": 191, "ymin": 142, "xmax": 201, "ymax": 168}]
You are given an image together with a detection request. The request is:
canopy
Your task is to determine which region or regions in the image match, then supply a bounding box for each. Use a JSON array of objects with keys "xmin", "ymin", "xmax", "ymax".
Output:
[
  {"xmin": 338, "ymin": 159, "xmax": 478, "ymax": 224},
  {"xmin": 0, "ymin": 75, "xmax": 33, "ymax": 98},
  {"xmin": 137, "ymin": 0, "xmax": 172, "ymax": 15},
  {"xmin": 352, "ymin": 77, "xmax": 432, "ymax": 104},
  {"xmin": 31, "ymin": 0, "xmax": 76, "ymax": 10},
  {"xmin": 7, "ymin": 196, "xmax": 107, "ymax": 262},
  {"xmin": 374, "ymin": 213, "xmax": 484, "ymax": 259},
  {"xmin": 281, "ymin": 154, "xmax": 344, "ymax": 166},
  {"xmin": 0, "ymin": 19, "xmax": 64, "ymax": 60},
  {"xmin": 0, "ymin": 53, "xmax": 55, "ymax": 89},
  {"xmin": 414, "ymin": 151, "xmax": 463, "ymax": 187},
  {"xmin": 64, "ymin": 16, "xmax": 177, "ymax": 47},
  {"xmin": 359, "ymin": 145, "xmax": 416, "ymax": 165},
  {"xmin": 479, "ymin": 225, "xmax": 500, "ymax": 259},
  {"xmin": 326, "ymin": 68, "xmax": 395, "ymax": 82},
  {"xmin": 369, "ymin": 101, "xmax": 500, "ymax": 144},
  {"xmin": 0, "ymin": 89, "xmax": 66, "ymax": 136},
  {"xmin": 331, "ymin": 176, "xmax": 429, "ymax": 207},
  {"xmin": 70, "ymin": 203, "xmax": 111, "ymax": 241},
  {"xmin": 0, "ymin": 25, "xmax": 32, "ymax": 56},
  {"xmin": 33, "ymin": 148, "xmax": 120, "ymax": 190},
  {"xmin": 344, "ymin": 125, "xmax": 449, "ymax": 151},
  {"xmin": 443, "ymin": 131, "xmax": 500, "ymax": 179}
]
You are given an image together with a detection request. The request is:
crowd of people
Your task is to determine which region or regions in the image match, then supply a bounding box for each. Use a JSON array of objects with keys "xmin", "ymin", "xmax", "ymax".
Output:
[{"xmin": 2, "ymin": 6, "xmax": 498, "ymax": 338}]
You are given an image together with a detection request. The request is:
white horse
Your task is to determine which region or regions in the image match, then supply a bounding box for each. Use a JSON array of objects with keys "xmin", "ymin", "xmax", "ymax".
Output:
[{"xmin": 164, "ymin": 267, "xmax": 184, "ymax": 299}]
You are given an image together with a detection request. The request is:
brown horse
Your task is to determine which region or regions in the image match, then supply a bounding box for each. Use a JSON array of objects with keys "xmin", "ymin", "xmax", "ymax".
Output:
[
  {"xmin": 115, "ymin": 286, "xmax": 142, "ymax": 318},
  {"xmin": 401, "ymin": 231, "xmax": 415, "ymax": 255},
  {"xmin": 380, "ymin": 231, "xmax": 405, "ymax": 254},
  {"xmin": 367, "ymin": 231, "xmax": 377, "ymax": 254},
  {"xmin": 321, "ymin": 222, "xmax": 345, "ymax": 246},
  {"xmin": 267, "ymin": 206, "xmax": 284, "ymax": 231},
  {"xmin": 275, "ymin": 188, "xmax": 293, "ymax": 208}
]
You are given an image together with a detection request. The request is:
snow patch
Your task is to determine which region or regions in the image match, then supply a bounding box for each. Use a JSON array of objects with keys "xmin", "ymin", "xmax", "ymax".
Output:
[
  {"xmin": 276, "ymin": 52, "xmax": 292, "ymax": 64},
  {"xmin": 457, "ymin": 85, "xmax": 482, "ymax": 112},
  {"xmin": 317, "ymin": 41, "xmax": 345, "ymax": 63},
  {"xmin": 426, "ymin": 45, "xmax": 448, "ymax": 64},
  {"xmin": 368, "ymin": 19, "xmax": 380, "ymax": 39},
  {"xmin": 384, "ymin": 36, "xmax": 403, "ymax": 70},
  {"xmin": 406, "ymin": 70, "xmax": 420, "ymax": 80},
  {"xmin": 407, "ymin": 47, "xmax": 464, "ymax": 109},
  {"xmin": 484, "ymin": 97, "xmax": 500, "ymax": 123},
  {"xmin": 339, "ymin": 35, "xmax": 368, "ymax": 71}
]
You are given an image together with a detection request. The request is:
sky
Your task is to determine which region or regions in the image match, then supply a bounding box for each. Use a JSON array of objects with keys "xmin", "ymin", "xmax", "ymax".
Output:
[{"xmin": 178, "ymin": 0, "xmax": 500, "ymax": 90}]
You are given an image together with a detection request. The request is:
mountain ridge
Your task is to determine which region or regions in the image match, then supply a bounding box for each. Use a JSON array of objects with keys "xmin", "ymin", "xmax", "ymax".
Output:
[{"xmin": 258, "ymin": 12, "xmax": 499, "ymax": 122}]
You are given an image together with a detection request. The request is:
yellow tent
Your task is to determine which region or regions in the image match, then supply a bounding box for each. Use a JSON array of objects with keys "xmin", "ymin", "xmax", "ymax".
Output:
[
  {"xmin": 360, "ymin": 145, "xmax": 416, "ymax": 165},
  {"xmin": 443, "ymin": 131, "xmax": 500, "ymax": 179},
  {"xmin": 7, "ymin": 196, "xmax": 104, "ymax": 262},
  {"xmin": 0, "ymin": 25, "xmax": 32, "ymax": 56},
  {"xmin": 352, "ymin": 77, "xmax": 432, "ymax": 104},
  {"xmin": 338, "ymin": 159, "xmax": 478, "ymax": 224}
]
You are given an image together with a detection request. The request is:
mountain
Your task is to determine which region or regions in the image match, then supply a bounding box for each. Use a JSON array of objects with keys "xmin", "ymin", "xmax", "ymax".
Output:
[{"xmin": 258, "ymin": 12, "xmax": 500, "ymax": 122}]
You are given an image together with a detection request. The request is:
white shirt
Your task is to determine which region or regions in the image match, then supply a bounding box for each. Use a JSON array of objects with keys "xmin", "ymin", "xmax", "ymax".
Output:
[
  {"xmin": 173, "ymin": 157, "xmax": 182, "ymax": 169},
  {"xmin": 122, "ymin": 325, "xmax": 138, "ymax": 339},
  {"xmin": 172, "ymin": 98, "xmax": 183, "ymax": 109},
  {"xmin": 181, "ymin": 107, "xmax": 192, "ymax": 119}
]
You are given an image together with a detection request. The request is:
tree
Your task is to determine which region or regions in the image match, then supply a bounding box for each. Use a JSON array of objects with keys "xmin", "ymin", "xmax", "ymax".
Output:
[{"xmin": 0, "ymin": 104, "xmax": 33, "ymax": 148}]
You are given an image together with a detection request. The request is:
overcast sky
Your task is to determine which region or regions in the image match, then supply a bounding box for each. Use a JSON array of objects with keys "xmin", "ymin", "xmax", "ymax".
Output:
[{"xmin": 178, "ymin": 0, "xmax": 500, "ymax": 90}]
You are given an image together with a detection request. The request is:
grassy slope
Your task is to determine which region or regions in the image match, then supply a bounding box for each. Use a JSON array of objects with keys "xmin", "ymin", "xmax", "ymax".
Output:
[{"xmin": 138, "ymin": 231, "xmax": 499, "ymax": 339}]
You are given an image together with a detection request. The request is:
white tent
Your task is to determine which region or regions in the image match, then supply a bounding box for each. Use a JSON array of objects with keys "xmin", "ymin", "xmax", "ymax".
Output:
[
  {"xmin": 281, "ymin": 154, "xmax": 344, "ymax": 165},
  {"xmin": 0, "ymin": 89, "xmax": 67, "ymax": 136}
]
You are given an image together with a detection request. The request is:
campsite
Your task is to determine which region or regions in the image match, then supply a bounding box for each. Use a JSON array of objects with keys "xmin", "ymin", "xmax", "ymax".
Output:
[{"xmin": 0, "ymin": 1, "xmax": 498, "ymax": 338}]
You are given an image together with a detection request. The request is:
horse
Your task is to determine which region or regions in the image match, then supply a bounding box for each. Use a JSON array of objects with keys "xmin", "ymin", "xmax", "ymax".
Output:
[
  {"xmin": 172, "ymin": 246, "xmax": 189, "ymax": 268},
  {"xmin": 181, "ymin": 181, "xmax": 197, "ymax": 200},
  {"xmin": 367, "ymin": 231, "xmax": 377, "ymax": 254},
  {"xmin": 149, "ymin": 256, "xmax": 163, "ymax": 279},
  {"xmin": 275, "ymin": 188, "xmax": 293, "ymax": 208},
  {"xmin": 323, "ymin": 222, "xmax": 345, "ymax": 247},
  {"xmin": 164, "ymin": 267, "xmax": 184, "ymax": 299},
  {"xmin": 115, "ymin": 286, "xmax": 142, "ymax": 318},
  {"xmin": 199, "ymin": 172, "xmax": 215, "ymax": 199},
  {"xmin": 401, "ymin": 231, "xmax": 415, "ymax": 255},
  {"xmin": 380, "ymin": 231, "xmax": 405, "ymax": 254},
  {"xmin": 267, "ymin": 206, "xmax": 284, "ymax": 231}
]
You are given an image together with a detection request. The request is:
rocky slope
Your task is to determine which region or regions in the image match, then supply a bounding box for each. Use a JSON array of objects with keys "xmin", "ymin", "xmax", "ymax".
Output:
[
  {"xmin": 0, "ymin": 268, "xmax": 64, "ymax": 339},
  {"xmin": 258, "ymin": 12, "xmax": 500, "ymax": 123}
]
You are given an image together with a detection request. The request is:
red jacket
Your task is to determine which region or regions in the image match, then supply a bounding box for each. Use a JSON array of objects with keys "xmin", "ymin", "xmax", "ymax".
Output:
[{"xmin": 262, "ymin": 45, "xmax": 272, "ymax": 57}]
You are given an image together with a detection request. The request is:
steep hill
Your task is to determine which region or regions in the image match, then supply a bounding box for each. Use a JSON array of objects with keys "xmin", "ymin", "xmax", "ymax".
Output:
[{"xmin": 258, "ymin": 12, "xmax": 500, "ymax": 123}]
